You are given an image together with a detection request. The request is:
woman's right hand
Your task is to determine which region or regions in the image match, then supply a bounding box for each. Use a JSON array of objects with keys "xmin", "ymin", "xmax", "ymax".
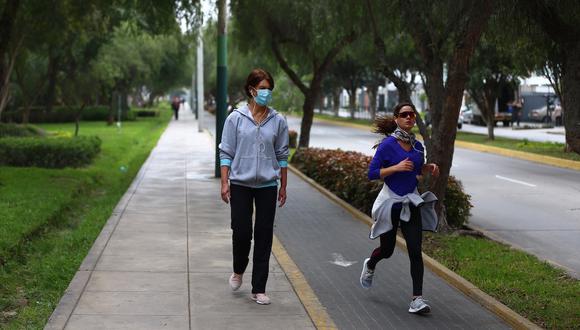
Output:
[
  {"xmin": 221, "ymin": 182, "xmax": 230, "ymax": 204},
  {"xmin": 395, "ymin": 157, "xmax": 414, "ymax": 172}
]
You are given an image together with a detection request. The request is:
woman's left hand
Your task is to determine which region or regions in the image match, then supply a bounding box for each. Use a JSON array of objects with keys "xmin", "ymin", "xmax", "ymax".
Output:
[{"xmin": 278, "ymin": 187, "xmax": 287, "ymax": 207}]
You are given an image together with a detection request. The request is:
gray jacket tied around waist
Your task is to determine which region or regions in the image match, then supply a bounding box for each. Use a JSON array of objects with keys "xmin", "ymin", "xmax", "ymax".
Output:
[{"xmin": 370, "ymin": 184, "xmax": 438, "ymax": 239}]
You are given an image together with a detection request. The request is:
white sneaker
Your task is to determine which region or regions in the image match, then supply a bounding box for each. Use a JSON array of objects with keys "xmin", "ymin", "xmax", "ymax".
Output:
[
  {"xmin": 408, "ymin": 296, "xmax": 431, "ymax": 314},
  {"xmin": 251, "ymin": 293, "xmax": 271, "ymax": 305},
  {"xmin": 359, "ymin": 258, "xmax": 374, "ymax": 289},
  {"xmin": 229, "ymin": 273, "xmax": 242, "ymax": 291}
]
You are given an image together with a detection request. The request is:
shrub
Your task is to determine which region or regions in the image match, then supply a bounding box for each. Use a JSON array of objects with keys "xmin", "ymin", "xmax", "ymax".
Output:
[
  {"xmin": 1, "ymin": 106, "xmax": 136, "ymax": 123},
  {"xmin": 291, "ymin": 148, "xmax": 382, "ymax": 215},
  {"xmin": 288, "ymin": 130, "xmax": 298, "ymax": 148},
  {"xmin": 134, "ymin": 109, "xmax": 160, "ymax": 117},
  {"xmin": 0, "ymin": 123, "xmax": 46, "ymax": 138},
  {"xmin": 442, "ymin": 176, "xmax": 473, "ymax": 227},
  {"xmin": 0, "ymin": 136, "xmax": 102, "ymax": 168},
  {"xmin": 291, "ymin": 148, "xmax": 473, "ymax": 228}
]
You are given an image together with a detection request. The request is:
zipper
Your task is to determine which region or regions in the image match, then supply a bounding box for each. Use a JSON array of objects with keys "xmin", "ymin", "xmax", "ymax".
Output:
[{"xmin": 255, "ymin": 125, "xmax": 260, "ymax": 185}]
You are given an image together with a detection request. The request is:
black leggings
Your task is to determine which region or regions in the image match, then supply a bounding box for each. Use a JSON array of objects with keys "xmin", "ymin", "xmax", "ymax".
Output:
[
  {"xmin": 230, "ymin": 184, "xmax": 277, "ymax": 294},
  {"xmin": 367, "ymin": 205, "xmax": 424, "ymax": 296}
]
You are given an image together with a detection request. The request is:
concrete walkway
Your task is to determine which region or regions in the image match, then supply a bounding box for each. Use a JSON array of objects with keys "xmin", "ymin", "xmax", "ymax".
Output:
[
  {"xmin": 46, "ymin": 109, "xmax": 314, "ymax": 329},
  {"xmin": 47, "ymin": 108, "xmax": 513, "ymax": 329}
]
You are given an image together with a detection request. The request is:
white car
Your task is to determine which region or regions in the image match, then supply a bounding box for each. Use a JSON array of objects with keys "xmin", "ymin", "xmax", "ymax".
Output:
[{"xmin": 461, "ymin": 108, "xmax": 473, "ymax": 124}]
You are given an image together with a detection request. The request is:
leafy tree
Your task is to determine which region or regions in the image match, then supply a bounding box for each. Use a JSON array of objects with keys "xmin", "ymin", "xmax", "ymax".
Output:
[
  {"xmin": 398, "ymin": 0, "xmax": 494, "ymax": 229},
  {"xmin": 466, "ymin": 14, "xmax": 532, "ymax": 140},
  {"xmin": 231, "ymin": 0, "xmax": 364, "ymax": 147},
  {"xmin": 204, "ymin": 19, "xmax": 273, "ymax": 109},
  {"xmin": 515, "ymin": 0, "xmax": 580, "ymax": 153},
  {"xmin": 328, "ymin": 55, "xmax": 365, "ymax": 119},
  {"xmin": 0, "ymin": 0, "xmax": 201, "ymax": 116},
  {"xmin": 11, "ymin": 50, "xmax": 48, "ymax": 124},
  {"xmin": 365, "ymin": 0, "xmax": 422, "ymax": 105}
]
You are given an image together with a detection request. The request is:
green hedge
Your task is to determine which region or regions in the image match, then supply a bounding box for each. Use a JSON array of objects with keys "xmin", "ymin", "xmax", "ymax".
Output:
[
  {"xmin": 0, "ymin": 136, "xmax": 101, "ymax": 168},
  {"xmin": 291, "ymin": 148, "xmax": 472, "ymax": 228},
  {"xmin": 1, "ymin": 106, "xmax": 136, "ymax": 123},
  {"xmin": 134, "ymin": 109, "xmax": 160, "ymax": 117},
  {"xmin": 0, "ymin": 123, "xmax": 46, "ymax": 138}
]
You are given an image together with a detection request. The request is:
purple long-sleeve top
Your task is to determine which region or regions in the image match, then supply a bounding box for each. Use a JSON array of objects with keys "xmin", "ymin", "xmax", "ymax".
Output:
[{"xmin": 368, "ymin": 136, "xmax": 425, "ymax": 196}]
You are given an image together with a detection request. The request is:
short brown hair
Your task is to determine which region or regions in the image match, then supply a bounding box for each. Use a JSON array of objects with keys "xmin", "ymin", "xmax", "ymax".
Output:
[{"xmin": 244, "ymin": 68, "xmax": 274, "ymax": 98}]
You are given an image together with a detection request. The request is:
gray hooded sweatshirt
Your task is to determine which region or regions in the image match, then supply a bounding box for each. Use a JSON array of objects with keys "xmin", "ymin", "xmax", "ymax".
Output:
[{"xmin": 219, "ymin": 104, "xmax": 289, "ymax": 188}]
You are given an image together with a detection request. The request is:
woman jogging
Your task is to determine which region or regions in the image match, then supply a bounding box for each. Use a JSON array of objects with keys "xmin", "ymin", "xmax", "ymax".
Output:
[
  {"xmin": 360, "ymin": 102, "xmax": 440, "ymax": 314},
  {"xmin": 218, "ymin": 68, "xmax": 289, "ymax": 305}
]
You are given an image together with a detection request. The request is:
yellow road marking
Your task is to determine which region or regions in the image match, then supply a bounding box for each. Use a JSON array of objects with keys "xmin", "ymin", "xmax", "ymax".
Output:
[{"xmin": 272, "ymin": 235, "xmax": 337, "ymax": 330}]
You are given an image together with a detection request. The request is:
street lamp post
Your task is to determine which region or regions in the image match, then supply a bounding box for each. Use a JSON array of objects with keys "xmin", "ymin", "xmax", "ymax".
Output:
[
  {"xmin": 197, "ymin": 34, "xmax": 204, "ymax": 133},
  {"xmin": 215, "ymin": 0, "xmax": 227, "ymax": 177}
]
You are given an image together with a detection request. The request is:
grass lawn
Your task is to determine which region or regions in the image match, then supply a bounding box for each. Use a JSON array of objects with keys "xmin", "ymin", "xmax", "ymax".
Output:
[
  {"xmin": 0, "ymin": 105, "xmax": 171, "ymax": 328},
  {"xmin": 310, "ymin": 113, "xmax": 580, "ymax": 162},
  {"xmin": 423, "ymin": 233, "xmax": 580, "ymax": 329},
  {"xmin": 455, "ymin": 131, "xmax": 580, "ymax": 162}
]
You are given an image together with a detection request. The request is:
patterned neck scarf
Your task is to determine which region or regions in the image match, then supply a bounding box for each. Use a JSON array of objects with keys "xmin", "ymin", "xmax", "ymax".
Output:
[{"xmin": 391, "ymin": 127, "xmax": 416, "ymax": 146}]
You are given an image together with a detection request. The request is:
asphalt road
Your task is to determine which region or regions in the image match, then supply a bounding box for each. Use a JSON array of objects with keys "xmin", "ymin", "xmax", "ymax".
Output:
[{"xmin": 202, "ymin": 109, "xmax": 580, "ymax": 279}]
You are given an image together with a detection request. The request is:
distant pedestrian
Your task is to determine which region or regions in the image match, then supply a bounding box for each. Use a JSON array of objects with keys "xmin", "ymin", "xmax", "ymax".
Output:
[
  {"xmin": 512, "ymin": 99, "xmax": 522, "ymax": 127},
  {"xmin": 171, "ymin": 96, "xmax": 181, "ymax": 120},
  {"xmin": 218, "ymin": 68, "xmax": 289, "ymax": 305},
  {"xmin": 360, "ymin": 102, "xmax": 440, "ymax": 314}
]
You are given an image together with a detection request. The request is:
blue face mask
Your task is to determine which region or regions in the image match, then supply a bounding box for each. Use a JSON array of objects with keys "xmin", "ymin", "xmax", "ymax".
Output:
[{"xmin": 254, "ymin": 88, "xmax": 272, "ymax": 106}]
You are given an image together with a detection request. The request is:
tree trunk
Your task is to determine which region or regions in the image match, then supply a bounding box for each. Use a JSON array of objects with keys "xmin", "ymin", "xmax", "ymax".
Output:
[
  {"xmin": 391, "ymin": 76, "xmax": 412, "ymax": 104},
  {"xmin": 332, "ymin": 88, "xmax": 340, "ymax": 117},
  {"xmin": 108, "ymin": 92, "xmax": 116, "ymax": 125},
  {"xmin": 368, "ymin": 85, "xmax": 378, "ymax": 120},
  {"xmin": 45, "ymin": 52, "xmax": 60, "ymax": 113},
  {"xmin": 0, "ymin": 0, "xmax": 20, "ymax": 116},
  {"xmin": 347, "ymin": 87, "xmax": 356, "ymax": 119},
  {"xmin": 485, "ymin": 92, "xmax": 497, "ymax": 140},
  {"xmin": 147, "ymin": 92, "xmax": 157, "ymax": 107},
  {"xmin": 299, "ymin": 88, "xmax": 320, "ymax": 148},
  {"xmin": 423, "ymin": 62, "xmax": 445, "ymax": 157},
  {"xmin": 121, "ymin": 91, "xmax": 129, "ymax": 115},
  {"xmin": 481, "ymin": 80, "xmax": 499, "ymax": 140},
  {"xmin": 562, "ymin": 41, "xmax": 580, "ymax": 154}
]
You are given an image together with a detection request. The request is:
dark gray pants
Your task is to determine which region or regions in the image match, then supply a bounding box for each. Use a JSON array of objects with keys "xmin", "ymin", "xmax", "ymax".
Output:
[
  {"xmin": 368, "ymin": 205, "xmax": 424, "ymax": 296},
  {"xmin": 230, "ymin": 184, "xmax": 277, "ymax": 294}
]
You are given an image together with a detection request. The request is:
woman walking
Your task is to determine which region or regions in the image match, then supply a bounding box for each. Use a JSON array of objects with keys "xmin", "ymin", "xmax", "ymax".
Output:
[
  {"xmin": 360, "ymin": 102, "xmax": 440, "ymax": 314},
  {"xmin": 219, "ymin": 68, "xmax": 289, "ymax": 305}
]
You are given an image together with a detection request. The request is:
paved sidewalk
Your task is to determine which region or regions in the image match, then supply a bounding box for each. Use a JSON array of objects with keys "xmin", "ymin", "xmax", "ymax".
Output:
[
  {"xmin": 48, "ymin": 108, "xmax": 511, "ymax": 329},
  {"xmin": 46, "ymin": 110, "xmax": 314, "ymax": 329}
]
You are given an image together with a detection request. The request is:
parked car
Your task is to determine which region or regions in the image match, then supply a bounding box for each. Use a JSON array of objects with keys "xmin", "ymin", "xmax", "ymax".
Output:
[
  {"xmin": 461, "ymin": 108, "xmax": 473, "ymax": 124},
  {"xmin": 530, "ymin": 104, "xmax": 562, "ymax": 123}
]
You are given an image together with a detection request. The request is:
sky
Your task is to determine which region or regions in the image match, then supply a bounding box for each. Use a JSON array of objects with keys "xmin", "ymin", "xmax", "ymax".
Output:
[{"xmin": 180, "ymin": 0, "xmax": 218, "ymax": 33}]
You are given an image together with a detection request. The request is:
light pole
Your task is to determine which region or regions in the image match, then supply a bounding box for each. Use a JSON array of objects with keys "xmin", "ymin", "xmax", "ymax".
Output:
[
  {"xmin": 215, "ymin": 0, "xmax": 227, "ymax": 177},
  {"xmin": 197, "ymin": 33, "xmax": 204, "ymax": 133}
]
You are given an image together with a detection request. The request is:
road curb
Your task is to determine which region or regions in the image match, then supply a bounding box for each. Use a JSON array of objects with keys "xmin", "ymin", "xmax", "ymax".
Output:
[
  {"xmin": 272, "ymin": 236, "xmax": 337, "ymax": 330},
  {"xmin": 455, "ymin": 140, "xmax": 580, "ymax": 171},
  {"xmin": 288, "ymin": 164, "xmax": 541, "ymax": 330}
]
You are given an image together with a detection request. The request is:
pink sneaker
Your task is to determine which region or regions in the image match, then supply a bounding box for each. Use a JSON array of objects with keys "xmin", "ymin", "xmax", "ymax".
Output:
[
  {"xmin": 251, "ymin": 293, "xmax": 271, "ymax": 305},
  {"xmin": 229, "ymin": 273, "xmax": 242, "ymax": 291}
]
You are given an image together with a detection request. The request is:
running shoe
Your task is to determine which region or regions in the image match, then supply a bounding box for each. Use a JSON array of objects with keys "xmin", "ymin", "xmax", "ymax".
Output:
[
  {"xmin": 229, "ymin": 273, "xmax": 243, "ymax": 291},
  {"xmin": 408, "ymin": 296, "xmax": 431, "ymax": 314},
  {"xmin": 251, "ymin": 293, "xmax": 271, "ymax": 305},
  {"xmin": 360, "ymin": 258, "xmax": 374, "ymax": 289}
]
